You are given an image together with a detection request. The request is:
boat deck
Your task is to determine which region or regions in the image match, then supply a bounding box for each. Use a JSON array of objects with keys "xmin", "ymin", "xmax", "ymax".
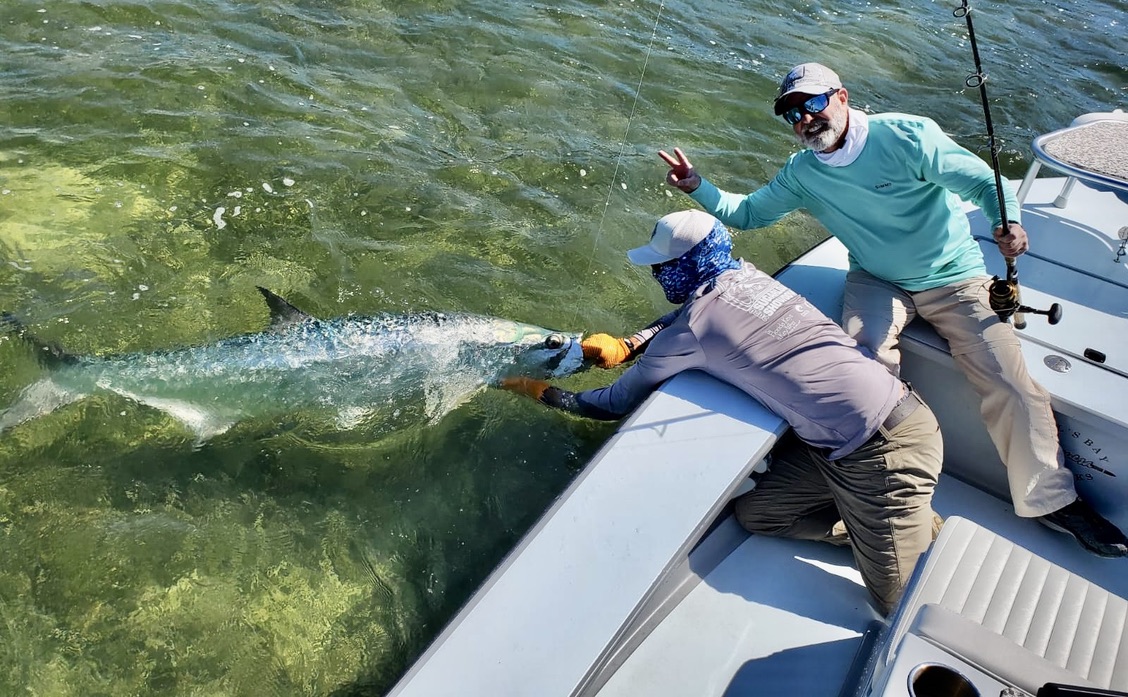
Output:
[{"xmin": 595, "ymin": 473, "xmax": 1127, "ymax": 697}]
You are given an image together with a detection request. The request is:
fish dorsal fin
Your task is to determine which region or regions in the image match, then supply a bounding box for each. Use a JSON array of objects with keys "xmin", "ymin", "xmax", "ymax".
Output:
[
  {"xmin": 2, "ymin": 312, "xmax": 79, "ymax": 368},
  {"xmin": 256, "ymin": 287, "xmax": 313, "ymax": 328}
]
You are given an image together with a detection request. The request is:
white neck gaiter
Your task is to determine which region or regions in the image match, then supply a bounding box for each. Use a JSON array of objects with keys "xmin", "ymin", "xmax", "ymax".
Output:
[{"xmin": 815, "ymin": 108, "xmax": 869, "ymax": 167}]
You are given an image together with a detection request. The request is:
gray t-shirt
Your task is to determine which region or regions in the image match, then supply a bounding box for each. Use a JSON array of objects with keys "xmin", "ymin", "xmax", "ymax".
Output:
[{"xmin": 578, "ymin": 261, "xmax": 902, "ymax": 459}]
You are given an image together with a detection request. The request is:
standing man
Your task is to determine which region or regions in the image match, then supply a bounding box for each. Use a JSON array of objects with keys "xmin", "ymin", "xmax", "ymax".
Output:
[
  {"xmin": 656, "ymin": 62, "xmax": 1127, "ymax": 557},
  {"xmin": 504, "ymin": 209, "xmax": 944, "ymax": 615}
]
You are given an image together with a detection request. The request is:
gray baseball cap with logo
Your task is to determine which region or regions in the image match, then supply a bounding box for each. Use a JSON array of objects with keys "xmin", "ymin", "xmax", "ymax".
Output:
[{"xmin": 773, "ymin": 63, "xmax": 842, "ymax": 115}]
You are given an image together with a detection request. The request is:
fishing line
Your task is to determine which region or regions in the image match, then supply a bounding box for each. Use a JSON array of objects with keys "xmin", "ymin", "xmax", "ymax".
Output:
[{"xmin": 569, "ymin": 0, "xmax": 667, "ymax": 329}]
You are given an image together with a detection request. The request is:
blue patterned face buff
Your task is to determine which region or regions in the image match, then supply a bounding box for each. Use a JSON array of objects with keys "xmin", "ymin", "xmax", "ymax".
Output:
[{"xmin": 651, "ymin": 220, "xmax": 741, "ymax": 304}]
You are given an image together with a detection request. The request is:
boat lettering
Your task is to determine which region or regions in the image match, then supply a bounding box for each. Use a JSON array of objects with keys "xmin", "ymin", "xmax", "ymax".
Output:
[{"xmin": 1063, "ymin": 449, "xmax": 1116, "ymax": 477}]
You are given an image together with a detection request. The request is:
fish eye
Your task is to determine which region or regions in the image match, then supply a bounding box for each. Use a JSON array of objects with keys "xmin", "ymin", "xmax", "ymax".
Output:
[{"xmin": 544, "ymin": 334, "xmax": 565, "ymax": 349}]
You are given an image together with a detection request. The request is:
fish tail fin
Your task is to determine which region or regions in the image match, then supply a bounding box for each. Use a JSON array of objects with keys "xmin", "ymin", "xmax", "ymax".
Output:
[{"xmin": 1, "ymin": 312, "xmax": 79, "ymax": 369}]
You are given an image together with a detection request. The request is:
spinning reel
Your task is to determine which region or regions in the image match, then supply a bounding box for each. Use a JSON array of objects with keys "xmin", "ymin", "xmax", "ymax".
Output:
[{"xmin": 987, "ymin": 260, "xmax": 1063, "ymax": 329}]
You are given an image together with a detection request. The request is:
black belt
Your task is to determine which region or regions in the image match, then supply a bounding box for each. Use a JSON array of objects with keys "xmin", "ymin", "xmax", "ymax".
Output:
[{"xmin": 882, "ymin": 384, "xmax": 923, "ymax": 432}]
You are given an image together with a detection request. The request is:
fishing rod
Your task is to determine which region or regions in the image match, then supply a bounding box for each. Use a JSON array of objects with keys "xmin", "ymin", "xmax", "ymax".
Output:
[{"xmin": 954, "ymin": 0, "xmax": 1061, "ymax": 329}]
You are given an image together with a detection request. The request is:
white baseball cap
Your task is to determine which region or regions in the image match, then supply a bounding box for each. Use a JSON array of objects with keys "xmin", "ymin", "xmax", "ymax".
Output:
[{"xmin": 627, "ymin": 210, "xmax": 718, "ymax": 265}]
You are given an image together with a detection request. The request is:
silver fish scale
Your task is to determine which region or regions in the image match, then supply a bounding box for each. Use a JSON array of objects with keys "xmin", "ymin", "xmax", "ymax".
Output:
[{"xmin": 3, "ymin": 312, "xmax": 584, "ymax": 440}]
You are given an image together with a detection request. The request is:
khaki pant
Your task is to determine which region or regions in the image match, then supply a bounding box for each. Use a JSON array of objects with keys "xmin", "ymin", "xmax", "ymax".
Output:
[
  {"xmin": 734, "ymin": 397, "xmax": 943, "ymax": 615},
  {"xmin": 841, "ymin": 271, "xmax": 1076, "ymax": 517}
]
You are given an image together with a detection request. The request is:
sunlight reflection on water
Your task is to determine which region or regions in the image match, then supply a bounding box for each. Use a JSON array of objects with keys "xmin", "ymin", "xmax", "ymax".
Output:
[{"xmin": 0, "ymin": 0, "xmax": 1120, "ymax": 693}]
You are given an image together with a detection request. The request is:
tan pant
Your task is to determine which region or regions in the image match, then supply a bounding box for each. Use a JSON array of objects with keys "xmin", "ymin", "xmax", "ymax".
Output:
[
  {"xmin": 734, "ymin": 397, "xmax": 943, "ymax": 615},
  {"xmin": 841, "ymin": 271, "xmax": 1076, "ymax": 518}
]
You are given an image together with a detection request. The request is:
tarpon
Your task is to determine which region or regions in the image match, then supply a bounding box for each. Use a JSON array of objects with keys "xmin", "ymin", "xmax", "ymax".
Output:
[{"xmin": 0, "ymin": 287, "xmax": 585, "ymax": 441}]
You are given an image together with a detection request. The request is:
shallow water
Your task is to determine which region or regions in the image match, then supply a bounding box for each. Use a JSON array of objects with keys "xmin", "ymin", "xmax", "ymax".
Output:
[{"xmin": 0, "ymin": 0, "xmax": 1124, "ymax": 694}]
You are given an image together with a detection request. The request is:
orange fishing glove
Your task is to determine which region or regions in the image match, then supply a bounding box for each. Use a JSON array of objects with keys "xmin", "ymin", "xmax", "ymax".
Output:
[
  {"xmin": 581, "ymin": 333, "xmax": 632, "ymax": 369},
  {"xmin": 498, "ymin": 376, "xmax": 550, "ymax": 401}
]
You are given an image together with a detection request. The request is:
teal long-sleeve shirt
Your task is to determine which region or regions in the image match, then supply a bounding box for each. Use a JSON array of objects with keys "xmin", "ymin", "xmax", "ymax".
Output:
[{"xmin": 689, "ymin": 113, "xmax": 1020, "ymax": 292}]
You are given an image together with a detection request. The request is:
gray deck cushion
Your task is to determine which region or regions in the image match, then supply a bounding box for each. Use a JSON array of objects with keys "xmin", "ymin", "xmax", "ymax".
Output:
[{"xmin": 888, "ymin": 517, "xmax": 1128, "ymax": 692}]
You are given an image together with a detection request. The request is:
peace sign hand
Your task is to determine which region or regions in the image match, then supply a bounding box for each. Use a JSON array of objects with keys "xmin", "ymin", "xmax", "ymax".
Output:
[{"xmin": 658, "ymin": 147, "xmax": 702, "ymax": 193}]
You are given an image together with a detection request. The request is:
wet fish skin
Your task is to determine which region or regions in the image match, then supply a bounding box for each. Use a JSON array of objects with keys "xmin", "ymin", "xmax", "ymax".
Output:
[{"xmin": 0, "ymin": 290, "xmax": 585, "ymax": 440}]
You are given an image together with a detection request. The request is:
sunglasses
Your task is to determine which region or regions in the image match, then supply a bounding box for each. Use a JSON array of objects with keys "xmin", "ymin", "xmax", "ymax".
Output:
[{"xmin": 781, "ymin": 89, "xmax": 839, "ymax": 125}]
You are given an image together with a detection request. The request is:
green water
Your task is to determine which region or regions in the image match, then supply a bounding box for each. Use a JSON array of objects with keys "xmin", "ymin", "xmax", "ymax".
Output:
[{"xmin": 0, "ymin": 0, "xmax": 1123, "ymax": 694}]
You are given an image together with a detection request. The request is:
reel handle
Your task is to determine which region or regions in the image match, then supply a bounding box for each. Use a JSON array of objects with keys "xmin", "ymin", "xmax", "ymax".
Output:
[{"xmin": 1018, "ymin": 302, "xmax": 1063, "ymax": 325}]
